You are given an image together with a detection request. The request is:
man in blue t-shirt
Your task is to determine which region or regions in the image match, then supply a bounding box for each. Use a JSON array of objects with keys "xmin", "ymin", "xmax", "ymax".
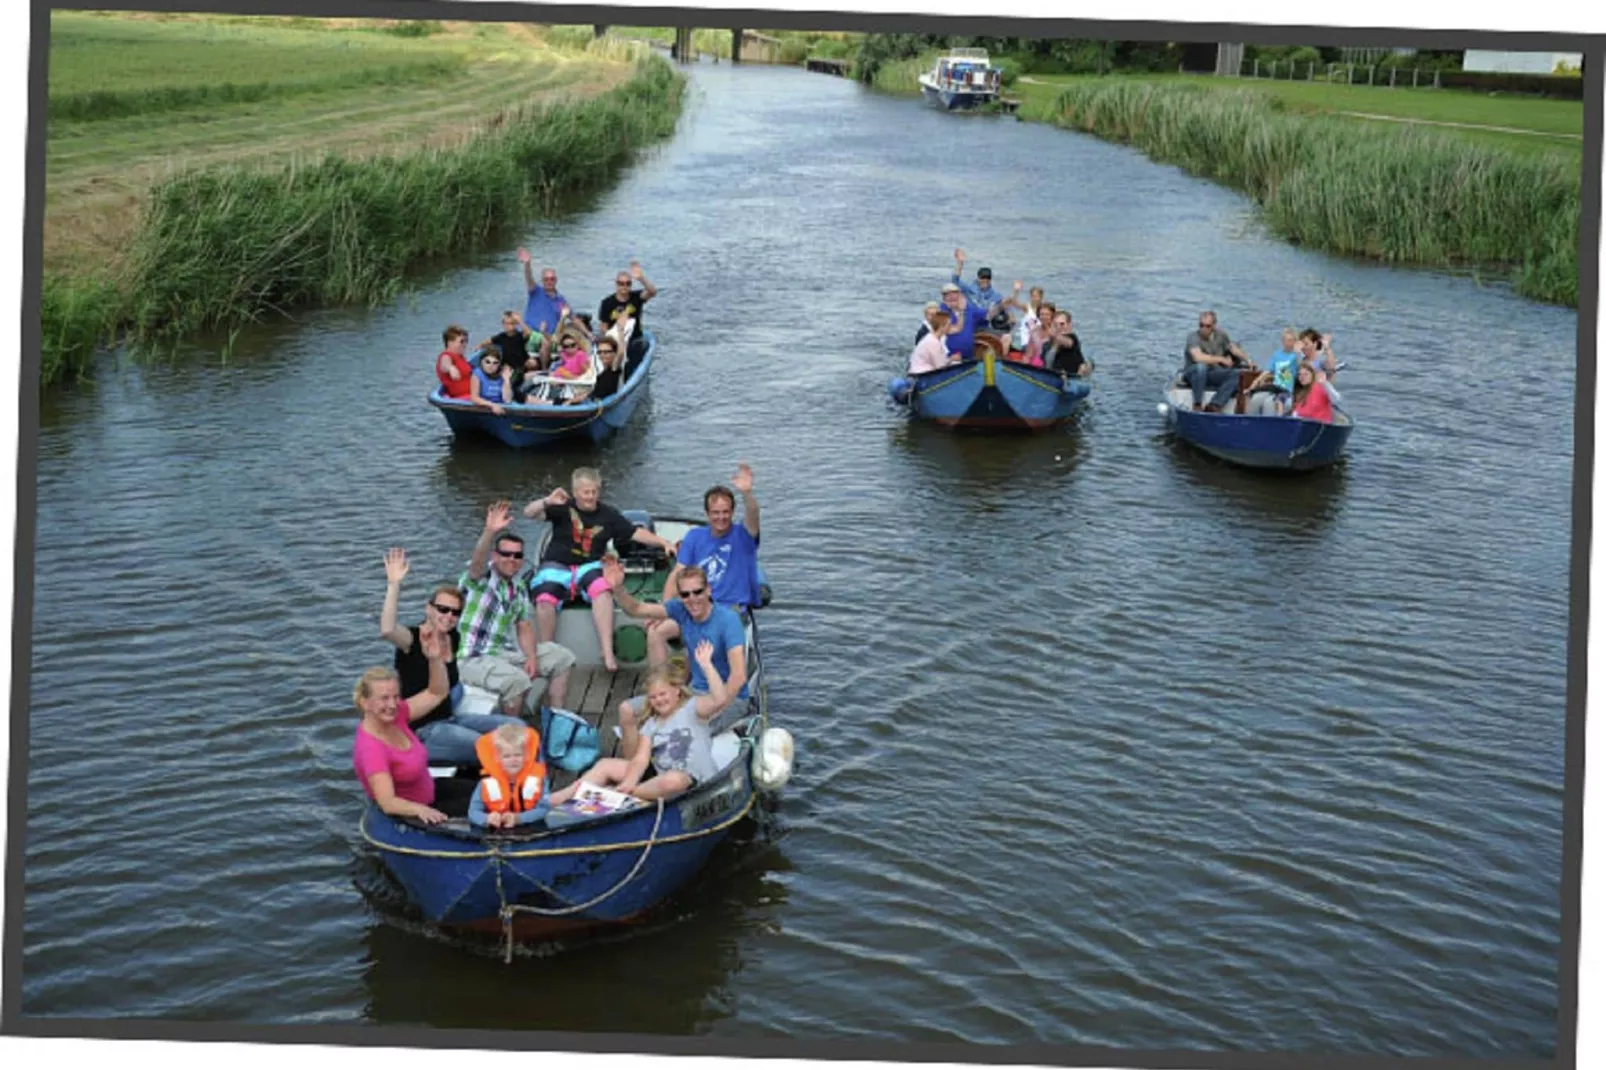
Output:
[
  {"xmin": 517, "ymin": 246, "xmax": 570, "ymax": 344},
  {"xmin": 940, "ymin": 283, "xmax": 995, "ymax": 361},
  {"xmin": 603, "ymin": 560, "xmax": 750, "ymax": 715},
  {"xmin": 647, "ymin": 463, "xmax": 763, "ymax": 667}
]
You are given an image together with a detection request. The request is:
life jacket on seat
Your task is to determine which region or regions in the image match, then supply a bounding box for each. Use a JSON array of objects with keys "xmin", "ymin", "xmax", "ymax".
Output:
[{"xmin": 474, "ymin": 731, "xmax": 547, "ymax": 813}]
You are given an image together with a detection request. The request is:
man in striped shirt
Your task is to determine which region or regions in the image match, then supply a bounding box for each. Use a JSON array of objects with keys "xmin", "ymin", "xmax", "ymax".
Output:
[{"xmin": 457, "ymin": 500, "xmax": 575, "ymax": 717}]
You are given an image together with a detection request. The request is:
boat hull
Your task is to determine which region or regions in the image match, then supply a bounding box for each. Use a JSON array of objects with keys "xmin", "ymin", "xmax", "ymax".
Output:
[
  {"xmin": 896, "ymin": 352, "xmax": 1089, "ymax": 432},
  {"xmin": 919, "ymin": 80, "xmax": 996, "ymax": 111},
  {"xmin": 361, "ymin": 743, "xmax": 754, "ymax": 931},
  {"xmin": 429, "ymin": 332, "xmax": 657, "ymax": 448},
  {"xmin": 1160, "ymin": 390, "xmax": 1353, "ymax": 470}
]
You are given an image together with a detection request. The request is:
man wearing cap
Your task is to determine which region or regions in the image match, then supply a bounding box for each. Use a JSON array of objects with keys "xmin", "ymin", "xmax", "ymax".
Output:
[{"xmin": 953, "ymin": 248, "xmax": 1013, "ymax": 331}]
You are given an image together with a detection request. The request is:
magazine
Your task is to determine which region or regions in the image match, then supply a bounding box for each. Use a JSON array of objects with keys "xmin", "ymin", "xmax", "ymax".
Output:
[{"xmin": 554, "ymin": 781, "xmax": 644, "ymax": 817}]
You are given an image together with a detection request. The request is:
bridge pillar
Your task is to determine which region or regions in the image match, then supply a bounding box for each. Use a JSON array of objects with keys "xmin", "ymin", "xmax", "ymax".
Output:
[
  {"xmin": 594, "ymin": 25, "xmax": 607, "ymax": 38},
  {"xmin": 732, "ymin": 28, "xmax": 743, "ymax": 65},
  {"xmin": 672, "ymin": 27, "xmax": 694, "ymax": 63}
]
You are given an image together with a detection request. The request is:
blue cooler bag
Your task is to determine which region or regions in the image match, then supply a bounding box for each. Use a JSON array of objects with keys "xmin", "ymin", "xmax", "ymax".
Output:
[{"xmin": 540, "ymin": 706, "xmax": 600, "ymax": 772}]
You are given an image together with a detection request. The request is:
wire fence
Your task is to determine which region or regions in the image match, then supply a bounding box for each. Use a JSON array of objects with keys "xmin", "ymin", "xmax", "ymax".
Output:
[{"xmin": 1237, "ymin": 59, "xmax": 1443, "ymax": 89}]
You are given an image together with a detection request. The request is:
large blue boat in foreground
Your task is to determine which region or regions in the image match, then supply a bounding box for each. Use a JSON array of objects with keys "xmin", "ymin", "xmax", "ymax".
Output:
[
  {"xmin": 428, "ymin": 331, "xmax": 657, "ymax": 448},
  {"xmin": 360, "ymin": 515, "xmax": 789, "ymax": 951},
  {"xmin": 1159, "ymin": 375, "xmax": 1354, "ymax": 471},
  {"xmin": 889, "ymin": 340, "xmax": 1091, "ymax": 431}
]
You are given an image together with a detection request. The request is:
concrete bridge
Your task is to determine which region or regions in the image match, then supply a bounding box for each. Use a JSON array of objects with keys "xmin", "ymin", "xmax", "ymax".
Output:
[{"xmin": 594, "ymin": 25, "xmax": 779, "ymax": 64}]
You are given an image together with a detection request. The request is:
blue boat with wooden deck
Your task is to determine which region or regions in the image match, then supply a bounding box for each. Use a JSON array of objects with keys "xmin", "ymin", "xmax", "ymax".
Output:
[
  {"xmin": 359, "ymin": 515, "xmax": 789, "ymax": 951},
  {"xmin": 428, "ymin": 331, "xmax": 657, "ymax": 448},
  {"xmin": 888, "ymin": 336, "xmax": 1091, "ymax": 431},
  {"xmin": 1159, "ymin": 374, "xmax": 1354, "ymax": 470}
]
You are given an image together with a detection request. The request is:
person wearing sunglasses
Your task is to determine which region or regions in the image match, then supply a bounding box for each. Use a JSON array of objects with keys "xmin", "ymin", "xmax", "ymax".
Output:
[
  {"xmin": 457, "ymin": 500, "xmax": 576, "ymax": 720},
  {"xmin": 597, "ymin": 260, "xmax": 656, "ymax": 364},
  {"xmin": 523, "ymin": 469, "xmax": 678, "ymax": 673},
  {"xmin": 469, "ymin": 344, "xmax": 514, "ymax": 417},
  {"xmin": 378, "ymin": 547, "xmax": 526, "ymax": 766},
  {"xmin": 602, "ymin": 560, "xmax": 749, "ymax": 720},
  {"xmin": 1181, "ymin": 309, "xmax": 1254, "ymax": 413},
  {"xmin": 646, "ymin": 463, "xmax": 764, "ymax": 668}
]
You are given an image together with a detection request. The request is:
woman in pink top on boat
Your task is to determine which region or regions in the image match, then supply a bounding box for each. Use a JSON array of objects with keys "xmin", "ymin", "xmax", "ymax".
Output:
[
  {"xmin": 352, "ymin": 624, "xmax": 454, "ymax": 825},
  {"xmin": 908, "ymin": 307, "xmax": 958, "ymax": 375},
  {"xmin": 1290, "ymin": 363, "xmax": 1335, "ymax": 423}
]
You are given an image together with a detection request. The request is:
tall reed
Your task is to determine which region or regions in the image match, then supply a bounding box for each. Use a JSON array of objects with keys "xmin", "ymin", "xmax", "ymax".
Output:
[
  {"xmin": 1047, "ymin": 81, "xmax": 1580, "ymax": 305},
  {"xmin": 42, "ymin": 55, "xmax": 684, "ymax": 378},
  {"xmin": 870, "ymin": 55, "xmax": 934, "ymax": 95}
]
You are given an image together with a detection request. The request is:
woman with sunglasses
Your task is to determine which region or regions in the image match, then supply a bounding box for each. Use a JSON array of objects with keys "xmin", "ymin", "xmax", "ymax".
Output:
[
  {"xmin": 470, "ymin": 344, "xmax": 514, "ymax": 417},
  {"xmin": 378, "ymin": 546, "xmax": 525, "ymax": 765}
]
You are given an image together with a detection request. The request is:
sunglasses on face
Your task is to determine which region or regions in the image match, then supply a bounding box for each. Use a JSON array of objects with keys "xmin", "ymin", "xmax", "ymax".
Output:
[
  {"xmin": 678, "ymin": 586, "xmax": 708, "ymax": 598},
  {"xmin": 430, "ymin": 602, "xmax": 463, "ymax": 617},
  {"xmin": 495, "ymin": 549, "xmax": 524, "ymax": 560}
]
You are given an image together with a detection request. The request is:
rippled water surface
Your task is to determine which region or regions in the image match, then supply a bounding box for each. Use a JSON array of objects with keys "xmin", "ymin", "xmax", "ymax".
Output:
[{"xmin": 21, "ymin": 61, "xmax": 1578, "ymax": 1059}]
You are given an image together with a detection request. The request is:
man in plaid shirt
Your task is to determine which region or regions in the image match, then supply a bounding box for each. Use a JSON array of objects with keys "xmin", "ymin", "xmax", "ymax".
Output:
[{"xmin": 457, "ymin": 500, "xmax": 575, "ymax": 717}]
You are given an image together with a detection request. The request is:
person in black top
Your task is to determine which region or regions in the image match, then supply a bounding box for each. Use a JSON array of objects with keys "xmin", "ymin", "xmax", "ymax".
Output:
[
  {"xmin": 478, "ymin": 310, "xmax": 537, "ymax": 373},
  {"xmin": 590, "ymin": 335, "xmax": 623, "ymax": 400},
  {"xmin": 598, "ymin": 260, "xmax": 657, "ymax": 364},
  {"xmin": 377, "ymin": 547, "xmax": 524, "ymax": 765},
  {"xmin": 523, "ymin": 468, "xmax": 678, "ymax": 671},
  {"xmin": 1042, "ymin": 311, "xmax": 1093, "ymax": 378}
]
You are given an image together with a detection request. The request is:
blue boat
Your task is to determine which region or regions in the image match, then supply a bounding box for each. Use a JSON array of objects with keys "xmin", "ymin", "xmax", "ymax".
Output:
[
  {"xmin": 359, "ymin": 515, "xmax": 788, "ymax": 949},
  {"xmin": 428, "ymin": 331, "xmax": 657, "ymax": 448},
  {"xmin": 888, "ymin": 340, "xmax": 1091, "ymax": 431},
  {"xmin": 917, "ymin": 48, "xmax": 1003, "ymax": 111},
  {"xmin": 1159, "ymin": 377, "xmax": 1354, "ymax": 470}
]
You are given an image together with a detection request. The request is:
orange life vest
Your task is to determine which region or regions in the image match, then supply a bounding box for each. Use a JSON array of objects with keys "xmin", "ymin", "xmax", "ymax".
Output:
[{"xmin": 475, "ymin": 730, "xmax": 547, "ymax": 813}]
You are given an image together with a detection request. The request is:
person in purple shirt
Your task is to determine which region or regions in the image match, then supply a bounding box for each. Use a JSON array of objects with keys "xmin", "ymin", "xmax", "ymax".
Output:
[
  {"xmin": 517, "ymin": 246, "xmax": 571, "ymax": 349},
  {"xmin": 940, "ymin": 283, "xmax": 994, "ymax": 360}
]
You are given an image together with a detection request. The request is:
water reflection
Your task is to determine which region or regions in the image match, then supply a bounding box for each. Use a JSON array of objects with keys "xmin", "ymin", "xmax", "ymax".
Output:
[{"xmin": 357, "ymin": 830, "xmax": 793, "ymax": 1034}]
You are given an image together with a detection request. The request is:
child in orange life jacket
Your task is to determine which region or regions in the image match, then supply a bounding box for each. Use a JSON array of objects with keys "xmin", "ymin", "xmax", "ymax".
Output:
[{"xmin": 469, "ymin": 722, "xmax": 550, "ymax": 829}]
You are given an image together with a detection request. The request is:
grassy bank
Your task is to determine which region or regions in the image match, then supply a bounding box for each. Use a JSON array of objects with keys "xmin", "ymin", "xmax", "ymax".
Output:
[
  {"xmin": 1012, "ymin": 73, "xmax": 1585, "ymax": 159},
  {"xmin": 1039, "ymin": 81, "xmax": 1579, "ymax": 305},
  {"xmin": 41, "ymin": 13, "xmax": 685, "ymax": 384}
]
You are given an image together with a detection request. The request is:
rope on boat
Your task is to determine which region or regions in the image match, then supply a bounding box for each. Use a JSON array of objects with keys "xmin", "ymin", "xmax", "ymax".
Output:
[
  {"xmin": 358, "ymin": 792, "xmax": 755, "ymax": 859},
  {"xmin": 1288, "ymin": 423, "xmax": 1327, "ymax": 460},
  {"xmin": 498, "ymin": 798, "xmax": 666, "ymax": 963}
]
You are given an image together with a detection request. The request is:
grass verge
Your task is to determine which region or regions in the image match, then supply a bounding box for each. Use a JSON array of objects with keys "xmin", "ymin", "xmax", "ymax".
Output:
[{"xmin": 1041, "ymin": 80, "xmax": 1579, "ymax": 305}]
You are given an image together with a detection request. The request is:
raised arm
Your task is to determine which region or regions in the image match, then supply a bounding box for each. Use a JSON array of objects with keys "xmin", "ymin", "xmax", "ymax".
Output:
[
  {"xmin": 401, "ymin": 625, "xmax": 452, "ymax": 721},
  {"xmin": 518, "ymin": 247, "xmax": 536, "ymax": 293},
  {"xmin": 522, "ymin": 486, "xmax": 569, "ymax": 520},
  {"xmin": 380, "ymin": 547, "xmax": 414, "ymax": 650},
  {"xmin": 468, "ymin": 500, "xmax": 513, "ymax": 581},
  {"xmin": 689, "ymin": 641, "xmax": 730, "ymax": 721},
  {"xmin": 602, "ymin": 558, "xmax": 669, "ymax": 621},
  {"xmin": 660, "ymin": 560, "xmax": 684, "ymax": 605},
  {"xmin": 630, "ymin": 260, "xmax": 657, "ymax": 301},
  {"xmin": 732, "ymin": 462, "xmax": 759, "ymax": 537}
]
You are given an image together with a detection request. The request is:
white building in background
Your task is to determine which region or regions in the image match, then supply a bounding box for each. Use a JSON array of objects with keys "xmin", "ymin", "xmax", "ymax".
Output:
[{"xmin": 1462, "ymin": 50, "xmax": 1583, "ymax": 74}]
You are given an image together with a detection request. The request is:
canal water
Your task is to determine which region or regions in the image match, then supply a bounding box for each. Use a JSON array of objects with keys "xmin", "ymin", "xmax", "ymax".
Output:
[{"xmin": 20, "ymin": 60, "xmax": 1577, "ymax": 1059}]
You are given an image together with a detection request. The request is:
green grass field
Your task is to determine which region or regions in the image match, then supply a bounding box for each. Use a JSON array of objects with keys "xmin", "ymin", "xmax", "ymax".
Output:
[
  {"xmin": 42, "ymin": 11, "xmax": 674, "ymax": 384},
  {"xmin": 45, "ymin": 12, "xmax": 639, "ymax": 276},
  {"xmin": 1012, "ymin": 73, "xmax": 1584, "ymax": 160}
]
